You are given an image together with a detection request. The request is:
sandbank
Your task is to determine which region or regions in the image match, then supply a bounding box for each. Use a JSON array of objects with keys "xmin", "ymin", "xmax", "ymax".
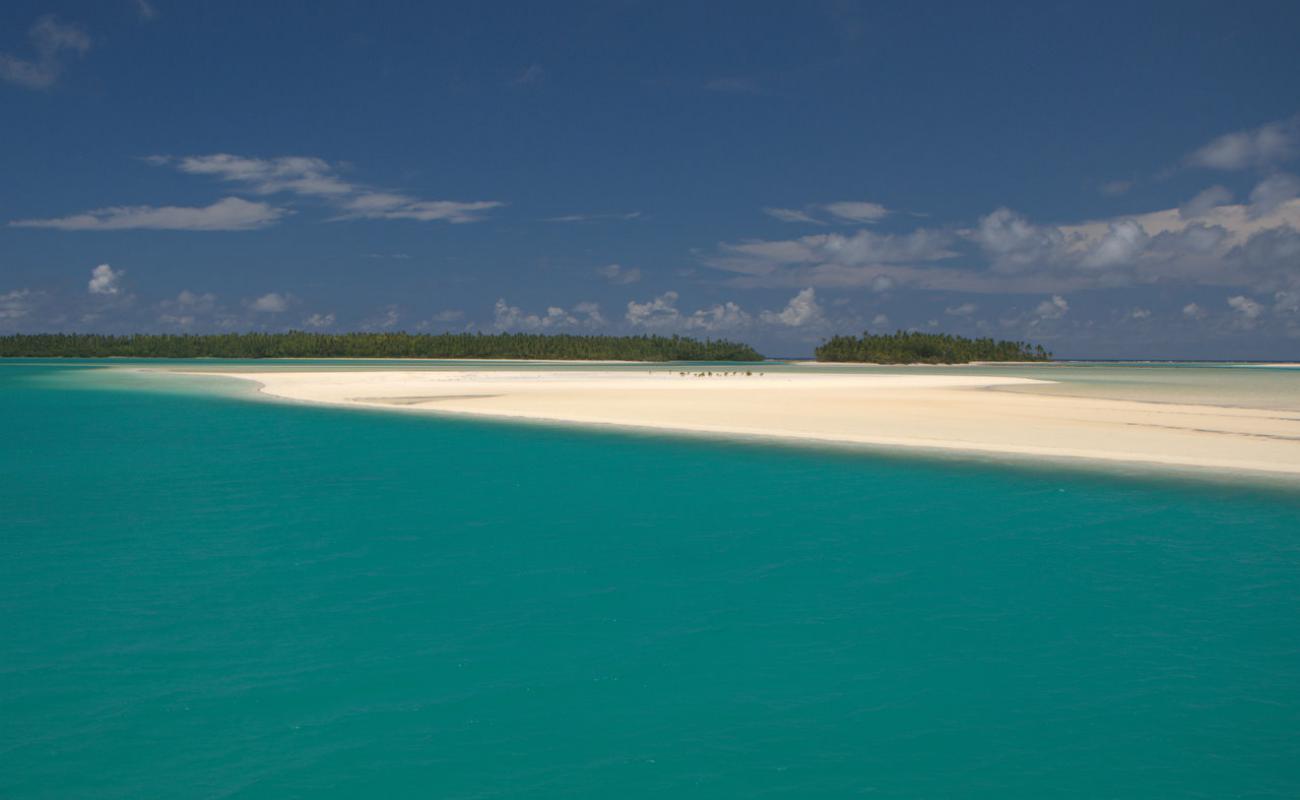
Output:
[{"xmin": 178, "ymin": 369, "xmax": 1300, "ymax": 477}]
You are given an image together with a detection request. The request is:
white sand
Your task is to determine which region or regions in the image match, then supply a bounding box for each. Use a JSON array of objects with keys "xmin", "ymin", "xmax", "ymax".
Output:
[{"xmin": 189, "ymin": 369, "xmax": 1300, "ymax": 477}]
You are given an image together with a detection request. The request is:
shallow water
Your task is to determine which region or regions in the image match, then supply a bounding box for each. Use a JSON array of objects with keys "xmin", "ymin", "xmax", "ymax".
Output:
[{"xmin": 3, "ymin": 361, "xmax": 1299, "ymax": 798}]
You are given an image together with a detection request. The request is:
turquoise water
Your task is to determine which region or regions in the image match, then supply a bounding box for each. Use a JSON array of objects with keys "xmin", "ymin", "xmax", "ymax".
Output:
[{"xmin": 3, "ymin": 362, "xmax": 1300, "ymax": 798}]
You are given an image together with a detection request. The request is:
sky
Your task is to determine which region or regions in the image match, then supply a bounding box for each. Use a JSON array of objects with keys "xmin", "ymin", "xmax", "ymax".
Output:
[{"xmin": 2, "ymin": 1, "xmax": 1299, "ymax": 358}]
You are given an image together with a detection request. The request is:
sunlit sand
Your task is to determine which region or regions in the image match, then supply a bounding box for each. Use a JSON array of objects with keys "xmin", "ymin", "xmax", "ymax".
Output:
[{"xmin": 178, "ymin": 368, "xmax": 1300, "ymax": 477}]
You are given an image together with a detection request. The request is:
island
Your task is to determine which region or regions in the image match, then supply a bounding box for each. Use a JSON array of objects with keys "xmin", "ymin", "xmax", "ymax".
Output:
[
  {"xmin": 0, "ymin": 332, "xmax": 764, "ymax": 362},
  {"xmin": 816, "ymin": 331, "xmax": 1051, "ymax": 364}
]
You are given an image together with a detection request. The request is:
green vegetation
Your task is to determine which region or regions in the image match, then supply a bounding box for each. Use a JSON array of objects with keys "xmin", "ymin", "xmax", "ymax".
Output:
[
  {"xmin": 815, "ymin": 330, "xmax": 1050, "ymax": 364},
  {"xmin": 0, "ymin": 331, "xmax": 764, "ymax": 362}
]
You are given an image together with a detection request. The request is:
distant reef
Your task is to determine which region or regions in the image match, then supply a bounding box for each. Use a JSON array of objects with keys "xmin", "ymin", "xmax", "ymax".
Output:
[
  {"xmin": 815, "ymin": 331, "xmax": 1051, "ymax": 364},
  {"xmin": 0, "ymin": 332, "xmax": 765, "ymax": 362}
]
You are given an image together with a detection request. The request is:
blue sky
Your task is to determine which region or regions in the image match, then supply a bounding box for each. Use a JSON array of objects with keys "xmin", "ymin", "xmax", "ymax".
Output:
[{"xmin": 2, "ymin": 1, "xmax": 1299, "ymax": 358}]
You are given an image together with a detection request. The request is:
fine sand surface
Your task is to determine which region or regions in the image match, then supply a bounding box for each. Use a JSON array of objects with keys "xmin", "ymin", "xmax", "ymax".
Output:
[{"xmin": 187, "ymin": 369, "xmax": 1300, "ymax": 477}]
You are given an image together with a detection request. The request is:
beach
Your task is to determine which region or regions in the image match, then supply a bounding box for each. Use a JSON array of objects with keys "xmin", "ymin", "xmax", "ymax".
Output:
[{"xmin": 185, "ymin": 367, "xmax": 1300, "ymax": 477}]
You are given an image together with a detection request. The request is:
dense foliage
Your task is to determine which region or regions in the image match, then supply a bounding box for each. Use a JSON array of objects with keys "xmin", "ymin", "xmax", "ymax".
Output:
[
  {"xmin": 0, "ymin": 332, "xmax": 764, "ymax": 362},
  {"xmin": 815, "ymin": 330, "xmax": 1050, "ymax": 364}
]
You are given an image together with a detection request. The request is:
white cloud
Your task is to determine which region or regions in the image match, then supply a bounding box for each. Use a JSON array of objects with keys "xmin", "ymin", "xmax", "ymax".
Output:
[
  {"xmin": 156, "ymin": 154, "xmax": 353, "ymax": 197},
  {"xmin": 0, "ymin": 15, "xmax": 90, "ymax": 90},
  {"xmin": 714, "ymin": 194, "xmax": 1300, "ymax": 295},
  {"xmin": 158, "ymin": 290, "xmax": 218, "ymax": 326},
  {"xmin": 1034, "ymin": 295, "xmax": 1069, "ymax": 320},
  {"xmin": 1179, "ymin": 185, "xmax": 1234, "ymax": 219},
  {"xmin": 544, "ymin": 211, "xmax": 641, "ymax": 223},
  {"xmin": 711, "ymin": 227, "xmax": 956, "ymax": 279},
  {"xmin": 1273, "ymin": 291, "xmax": 1299, "ymax": 314},
  {"xmin": 823, "ymin": 201, "xmax": 890, "ymax": 224},
  {"xmin": 1183, "ymin": 302, "xmax": 1205, "ymax": 319},
  {"xmin": 764, "ymin": 207, "xmax": 823, "ymax": 224},
  {"xmin": 11, "ymin": 197, "xmax": 285, "ymax": 231},
  {"xmin": 945, "ymin": 302, "xmax": 977, "ymax": 316},
  {"xmin": 972, "ymin": 208, "xmax": 1069, "ymax": 273},
  {"xmin": 146, "ymin": 154, "xmax": 504, "ymax": 224},
  {"xmin": 625, "ymin": 292, "xmax": 683, "ymax": 330},
  {"xmin": 249, "ymin": 292, "xmax": 289, "ymax": 313},
  {"xmin": 1099, "ymin": 180, "xmax": 1133, "ymax": 196},
  {"xmin": 340, "ymin": 197, "xmax": 503, "ymax": 224},
  {"xmin": 1227, "ymin": 295, "xmax": 1264, "ymax": 320},
  {"xmin": 598, "ymin": 263, "xmax": 642, "ymax": 284},
  {"xmin": 1128, "ymin": 308, "xmax": 1152, "ymax": 320},
  {"xmin": 1080, "ymin": 220, "xmax": 1148, "ymax": 269},
  {"xmin": 759, "ymin": 288, "xmax": 823, "ymax": 327},
  {"xmin": 763, "ymin": 202, "xmax": 891, "ymax": 225},
  {"xmin": 624, "ymin": 291, "xmax": 753, "ymax": 332},
  {"xmin": 871, "ymin": 313, "xmax": 890, "ymax": 328},
  {"xmin": 1248, "ymin": 173, "xmax": 1300, "ymax": 219},
  {"xmin": 362, "ymin": 306, "xmax": 400, "ymax": 330},
  {"xmin": 1187, "ymin": 117, "xmax": 1298, "ymax": 171},
  {"xmin": 87, "ymin": 264, "xmax": 123, "ymax": 295},
  {"xmin": 687, "ymin": 302, "xmax": 751, "ymax": 331},
  {"xmin": 133, "ymin": 0, "xmax": 157, "ymax": 20},
  {"xmin": 302, "ymin": 312, "xmax": 335, "ymax": 329},
  {"xmin": 494, "ymin": 299, "xmax": 604, "ymax": 331},
  {"xmin": 0, "ymin": 289, "xmax": 36, "ymax": 321}
]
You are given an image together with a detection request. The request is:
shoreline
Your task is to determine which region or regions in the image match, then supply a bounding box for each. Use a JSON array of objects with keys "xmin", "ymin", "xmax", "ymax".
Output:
[{"xmin": 164, "ymin": 368, "xmax": 1300, "ymax": 479}]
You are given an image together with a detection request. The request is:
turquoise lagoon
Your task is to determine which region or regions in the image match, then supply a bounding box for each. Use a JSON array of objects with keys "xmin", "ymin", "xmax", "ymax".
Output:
[{"xmin": 3, "ymin": 361, "xmax": 1299, "ymax": 798}]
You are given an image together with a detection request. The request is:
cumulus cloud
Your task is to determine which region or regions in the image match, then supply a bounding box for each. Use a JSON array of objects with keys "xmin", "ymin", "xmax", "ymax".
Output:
[
  {"xmin": 0, "ymin": 15, "xmax": 90, "ymax": 90},
  {"xmin": 1080, "ymin": 220, "xmax": 1148, "ymax": 269},
  {"xmin": 945, "ymin": 302, "xmax": 977, "ymax": 316},
  {"xmin": 1187, "ymin": 117, "xmax": 1298, "ymax": 171},
  {"xmin": 1227, "ymin": 295, "xmax": 1264, "ymax": 320},
  {"xmin": 598, "ymin": 264, "xmax": 642, "ymax": 284},
  {"xmin": 1248, "ymin": 173, "xmax": 1300, "ymax": 219},
  {"xmin": 625, "ymin": 292, "xmax": 683, "ymax": 329},
  {"xmin": 494, "ymin": 299, "xmax": 604, "ymax": 331},
  {"xmin": 715, "ymin": 194, "xmax": 1300, "ymax": 295},
  {"xmin": 249, "ymin": 292, "xmax": 289, "ymax": 313},
  {"xmin": 1273, "ymin": 291, "xmax": 1299, "ymax": 314},
  {"xmin": 157, "ymin": 290, "xmax": 218, "ymax": 327},
  {"xmin": 1034, "ymin": 295, "xmax": 1069, "ymax": 320},
  {"xmin": 302, "ymin": 312, "xmax": 335, "ymax": 328},
  {"xmin": 362, "ymin": 306, "xmax": 401, "ymax": 330},
  {"xmin": 971, "ymin": 208, "xmax": 1070, "ymax": 273},
  {"xmin": 624, "ymin": 291, "xmax": 753, "ymax": 332},
  {"xmin": 0, "ymin": 289, "xmax": 36, "ymax": 321},
  {"xmin": 759, "ymin": 288, "xmax": 823, "ymax": 327},
  {"xmin": 1179, "ymin": 186, "xmax": 1234, "ymax": 219},
  {"xmin": 1182, "ymin": 302, "xmax": 1205, "ymax": 319},
  {"xmin": 87, "ymin": 264, "xmax": 123, "ymax": 295},
  {"xmin": 144, "ymin": 154, "xmax": 503, "ymax": 224},
  {"xmin": 11, "ymin": 197, "xmax": 285, "ymax": 231}
]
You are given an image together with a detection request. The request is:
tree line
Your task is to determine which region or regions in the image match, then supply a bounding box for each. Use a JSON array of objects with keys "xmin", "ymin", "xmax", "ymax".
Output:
[
  {"xmin": 0, "ymin": 331, "xmax": 765, "ymax": 362},
  {"xmin": 815, "ymin": 331, "xmax": 1051, "ymax": 364}
]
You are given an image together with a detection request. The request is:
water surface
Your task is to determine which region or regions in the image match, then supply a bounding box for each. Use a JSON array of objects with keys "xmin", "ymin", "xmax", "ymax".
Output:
[{"xmin": 3, "ymin": 362, "xmax": 1299, "ymax": 798}]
